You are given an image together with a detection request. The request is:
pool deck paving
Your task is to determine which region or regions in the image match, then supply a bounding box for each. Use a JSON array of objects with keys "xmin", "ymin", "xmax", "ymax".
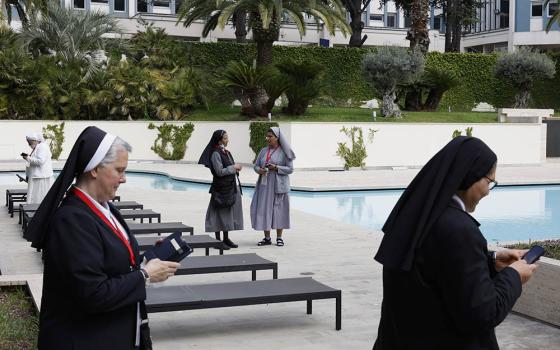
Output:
[{"xmin": 1, "ymin": 160, "xmax": 560, "ymax": 349}]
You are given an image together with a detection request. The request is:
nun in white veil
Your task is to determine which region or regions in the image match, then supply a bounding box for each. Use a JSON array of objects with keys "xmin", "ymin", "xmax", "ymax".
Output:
[
  {"xmin": 23, "ymin": 132, "xmax": 54, "ymax": 204},
  {"xmin": 250, "ymin": 127, "xmax": 296, "ymax": 247}
]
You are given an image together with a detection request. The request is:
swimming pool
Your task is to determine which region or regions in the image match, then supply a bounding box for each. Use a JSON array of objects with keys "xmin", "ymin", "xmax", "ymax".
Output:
[{"xmin": 2, "ymin": 171, "xmax": 559, "ymax": 243}]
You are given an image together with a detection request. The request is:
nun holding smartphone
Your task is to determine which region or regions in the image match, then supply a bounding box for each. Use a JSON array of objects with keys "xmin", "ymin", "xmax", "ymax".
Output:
[
  {"xmin": 22, "ymin": 132, "xmax": 54, "ymax": 204},
  {"xmin": 373, "ymin": 136, "xmax": 539, "ymax": 350}
]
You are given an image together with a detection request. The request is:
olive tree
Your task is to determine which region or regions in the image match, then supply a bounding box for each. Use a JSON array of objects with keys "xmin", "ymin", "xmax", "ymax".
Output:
[
  {"xmin": 363, "ymin": 46, "xmax": 424, "ymax": 118},
  {"xmin": 494, "ymin": 48, "xmax": 556, "ymax": 108}
]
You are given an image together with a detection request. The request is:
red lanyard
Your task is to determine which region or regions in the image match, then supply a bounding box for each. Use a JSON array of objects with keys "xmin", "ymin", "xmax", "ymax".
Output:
[
  {"xmin": 72, "ymin": 187, "xmax": 136, "ymax": 266},
  {"xmin": 265, "ymin": 146, "xmax": 277, "ymax": 164}
]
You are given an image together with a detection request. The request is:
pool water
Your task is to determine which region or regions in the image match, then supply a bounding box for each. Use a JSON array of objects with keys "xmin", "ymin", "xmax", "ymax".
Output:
[{"xmin": 3, "ymin": 172, "xmax": 559, "ymax": 243}]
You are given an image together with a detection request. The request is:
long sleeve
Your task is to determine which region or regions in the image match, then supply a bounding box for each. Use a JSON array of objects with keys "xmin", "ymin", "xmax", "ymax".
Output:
[
  {"xmin": 253, "ymin": 148, "xmax": 266, "ymax": 173},
  {"xmin": 276, "ymin": 157, "xmax": 293, "ymax": 175},
  {"xmin": 211, "ymin": 152, "xmax": 236, "ymax": 177},
  {"xmin": 27, "ymin": 144, "xmax": 50, "ymax": 166},
  {"xmin": 436, "ymin": 223, "xmax": 522, "ymax": 335},
  {"xmin": 48, "ymin": 209, "xmax": 146, "ymax": 314}
]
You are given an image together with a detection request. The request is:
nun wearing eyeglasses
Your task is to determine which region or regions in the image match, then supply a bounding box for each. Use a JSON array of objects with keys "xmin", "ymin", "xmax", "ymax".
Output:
[
  {"xmin": 25, "ymin": 126, "xmax": 180, "ymax": 350},
  {"xmin": 373, "ymin": 136, "xmax": 538, "ymax": 350},
  {"xmin": 22, "ymin": 132, "xmax": 54, "ymax": 204},
  {"xmin": 251, "ymin": 127, "xmax": 295, "ymax": 247}
]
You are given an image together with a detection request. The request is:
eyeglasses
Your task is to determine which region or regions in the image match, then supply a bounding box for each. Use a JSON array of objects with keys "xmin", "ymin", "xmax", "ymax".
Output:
[{"xmin": 484, "ymin": 176, "xmax": 498, "ymax": 190}]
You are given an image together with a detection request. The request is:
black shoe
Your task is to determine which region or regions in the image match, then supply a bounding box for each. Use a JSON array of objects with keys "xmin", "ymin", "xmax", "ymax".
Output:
[
  {"xmin": 257, "ymin": 237, "xmax": 272, "ymax": 246},
  {"xmin": 223, "ymin": 238, "xmax": 238, "ymax": 248},
  {"xmin": 276, "ymin": 237, "xmax": 284, "ymax": 247}
]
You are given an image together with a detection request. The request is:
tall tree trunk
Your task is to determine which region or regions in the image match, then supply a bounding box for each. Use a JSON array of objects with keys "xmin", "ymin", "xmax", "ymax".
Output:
[
  {"xmin": 256, "ymin": 40, "xmax": 273, "ymax": 66},
  {"xmin": 348, "ymin": 0, "xmax": 367, "ymax": 47},
  {"xmin": 424, "ymin": 88, "xmax": 443, "ymax": 111},
  {"xmin": 406, "ymin": 0, "xmax": 430, "ymax": 54},
  {"xmin": 233, "ymin": 9, "xmax": 248, "ymax": 43},
  {"xmin": 381, "ymin": 90, "xmax": 401, "ymax": 118},
  {"xmin": 444, "ymin": 1, "xmax": 453, "ymax": 52},
  {"xmin": 251, "ymin": 12, "xmax": 279, "ymax": 67},
  {"xmin": 514, "ymin": 89, "xmax": 531, "ymax": 109},
  {"xmin": 452, "ymin": 7, "xmax": 462, "ymax": 52}
]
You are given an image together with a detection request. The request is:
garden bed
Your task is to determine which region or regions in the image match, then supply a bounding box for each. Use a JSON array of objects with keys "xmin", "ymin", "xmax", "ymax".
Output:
[{"xmin": 0, "ymin": 286, "xmax": 38, "ymax": 349}]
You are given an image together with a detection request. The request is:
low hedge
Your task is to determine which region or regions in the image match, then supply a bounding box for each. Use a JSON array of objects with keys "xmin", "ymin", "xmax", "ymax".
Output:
[{"xmin": 183, "ymin": 42, "xmax": 559, "ymax": 111}]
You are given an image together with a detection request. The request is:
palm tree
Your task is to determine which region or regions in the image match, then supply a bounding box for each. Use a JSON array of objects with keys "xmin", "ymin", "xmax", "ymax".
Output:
[
  {"xmin": 177, "ymin": 0, "xmax": 350, "ymax": 66},
  {"xmin": 20, "ymin": 2, "xmax": 121, "ymax": 79}
]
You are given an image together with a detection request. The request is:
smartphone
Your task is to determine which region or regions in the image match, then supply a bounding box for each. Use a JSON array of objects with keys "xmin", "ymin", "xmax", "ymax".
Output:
[
  {"xmin": 20, "ymin": 152, "xmax": 28, "ymax": 157},
  {"xmin": 523, "ymin": 245, "xmax": 545, "ymax": 264}
]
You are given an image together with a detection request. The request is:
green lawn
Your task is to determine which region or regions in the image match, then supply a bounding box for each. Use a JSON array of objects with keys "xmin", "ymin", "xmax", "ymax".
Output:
[
  {"xmin": 505, "ymin": 240, "xmax": 560, "ymax": 260},
  {"xmin": 188, "ymin": 105, "xmax": 498, "ymax": 123},
  {"xmin": 0, "ymin": 286, "xmax": 38, "ymax": 349}
]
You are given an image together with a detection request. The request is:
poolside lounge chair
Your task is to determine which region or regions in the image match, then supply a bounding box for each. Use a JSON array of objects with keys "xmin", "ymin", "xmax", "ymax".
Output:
[
  {"xmin": 127, "ymin": 222, "xmax": 193, "ymax": 236},
  {"xmin": 6, "ymin": 189, "xmax": 26, "ymax": 217},
  {"xmin": 146, "ymin": 277, "xmax": 342, "ymax": 330},
  {"xmin": 119, "ymin": 209, "xmax": 161, "ymax": 223},
  {"xmin": 173, "ymin": 253, "xmax": 278, "ymax": 280}
]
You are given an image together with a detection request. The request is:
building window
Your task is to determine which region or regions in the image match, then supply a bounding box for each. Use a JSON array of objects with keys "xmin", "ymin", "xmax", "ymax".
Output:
[
  {"xmin": 532, "ymin": 2, "xmax": 543, "ymax": 17},
  {"xmin": 433, "ymin": 16, "xmax": 441, "ymax": 30},
  {"xmin": 549, "ymin": 2, "xmax": 559, "ymax": 16},
  {"xmin": 153, "ymin": 0, "xmax": 170, "ymax": 6},
  {"xmin": 370, "ymin": 14, "xmax": 383, "ymax": 21},
  {"xmin": 386, "ymin": 13, "xmax": 397, "ymax": 28},
  {"xmin": 74, "ymin": 0, "xmax": 85, "ymax": 9},
  {"xmin": 138, "ymin": 0, "xmax": 148, "ymax": 12},
  {"xmin": 91, "ymin": 0, "xmax": 108, "ymax": 3},
  {"xmin": 114, "ymin": 0, "xmax": 125, "ymax": 11}
]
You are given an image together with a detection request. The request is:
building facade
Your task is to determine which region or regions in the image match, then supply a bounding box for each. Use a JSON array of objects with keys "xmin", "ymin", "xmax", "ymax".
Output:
[
  {"xmin": 3, "ymin": 0, "xmax": 559, "ymax": 52},
  {"xmin": 462, "ymin": 0, "xmax": 560, "ymax": 52}
]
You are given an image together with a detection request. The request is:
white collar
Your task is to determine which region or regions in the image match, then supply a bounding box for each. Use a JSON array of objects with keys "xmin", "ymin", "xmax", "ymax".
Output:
[
  {"xmin": 452, "ymin": 194, "xmax": 466, "ymax": 212},
  {"xmin": 75, "ymin": 186, "xmax": 111, "ymax": 217}
]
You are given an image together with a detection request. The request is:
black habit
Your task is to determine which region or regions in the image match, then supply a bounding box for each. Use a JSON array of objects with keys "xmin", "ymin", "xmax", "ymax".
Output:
[
  {"xmin": 373, "ymin": 137, "xmax": 522, "ymax": 350},
  {"xmin": 38, "ymin": 193, "xmax": 146, "ymax": 350},
  {"xmin": 26, "ymin": 127, "xmax": 150, "ymax": 349},
  {"xmin": 373, "ymin": 201, "xmax": 521, "ymax": 349}
]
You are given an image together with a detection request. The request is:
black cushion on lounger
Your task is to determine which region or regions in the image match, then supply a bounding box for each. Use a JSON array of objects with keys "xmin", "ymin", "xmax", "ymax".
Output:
[
  {"xmin": 146, "ymin": 277, "xmax": 342, "ymax": 330},
  {"xmin": 127, "ymin": 222, "xmax": 193, "ymax": 235}
]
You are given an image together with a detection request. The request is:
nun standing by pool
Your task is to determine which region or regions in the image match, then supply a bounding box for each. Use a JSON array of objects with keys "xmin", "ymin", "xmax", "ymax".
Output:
[
  {"xmin": 198, "ymin": 130, "xmax": 243, "ymax": 249},
  {"xmin": 251, "ymin": 127, "xmax": 295, "ymax": 247}
]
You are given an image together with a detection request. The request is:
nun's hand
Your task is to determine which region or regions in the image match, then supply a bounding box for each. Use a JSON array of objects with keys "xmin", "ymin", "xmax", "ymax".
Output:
[
  {"xmin": 266, "ymin": 163, "xmax": 277, "ymax": 171},
  {"xmin": 234, "ymin": 164, "xmax": 242, "ymax": 171},
  {"xmin": 495, "ymin": 248, "xmax": 528, "ymax": 271},
  {"xmin": 509, "ymin": 259, "xmax": 538, "ymax": 284},
  {"xmin": 143, "ymin": 258, "xmax": 180, "ymax": 283},
  {"xmin": 257, "ymin": 167, "xmax": 267, "ymax": 175}
]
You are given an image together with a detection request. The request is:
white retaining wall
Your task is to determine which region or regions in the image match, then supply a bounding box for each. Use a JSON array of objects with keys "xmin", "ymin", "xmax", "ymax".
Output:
[{"xmin": 0, "ymin": 121, "xmax": 546, "ymax": 168}]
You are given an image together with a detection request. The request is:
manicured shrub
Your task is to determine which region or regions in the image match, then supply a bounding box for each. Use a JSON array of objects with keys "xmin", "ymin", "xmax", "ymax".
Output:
[{"xmin": 494, "ymin": 48, "xmax": 556, "ymax": 108}]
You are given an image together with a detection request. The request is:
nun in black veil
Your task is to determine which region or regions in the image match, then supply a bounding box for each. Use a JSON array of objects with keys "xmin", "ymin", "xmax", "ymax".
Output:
[
  {"xmin": 198, "ymin": 130, "xmax": 244, "ymax": 248},
  {"xmin": 373, "ymin": 136, "xmax": 538, "ymax": 350},
  {"xmin": 25, "ymin": 126, "xmax": 180, "ymax": 350}
]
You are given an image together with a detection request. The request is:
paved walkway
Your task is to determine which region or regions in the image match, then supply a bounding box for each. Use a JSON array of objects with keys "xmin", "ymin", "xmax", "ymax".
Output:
[{"xmin": 1, "ymin": 161, "xmax": 560, "ymax": 349}]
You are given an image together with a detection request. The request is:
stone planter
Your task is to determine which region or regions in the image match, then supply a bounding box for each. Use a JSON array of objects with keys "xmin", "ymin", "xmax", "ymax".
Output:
[
  {"xmin": 497, "ymin": 108, "xmax": 554, "ymax": 123},
  {"xmin": 347, "ymin": 166, "xmax": 365, "ymax": 171},
  {"xmin": 512, "ymin": 257, "xmax": 560, "ymax": 327}
]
